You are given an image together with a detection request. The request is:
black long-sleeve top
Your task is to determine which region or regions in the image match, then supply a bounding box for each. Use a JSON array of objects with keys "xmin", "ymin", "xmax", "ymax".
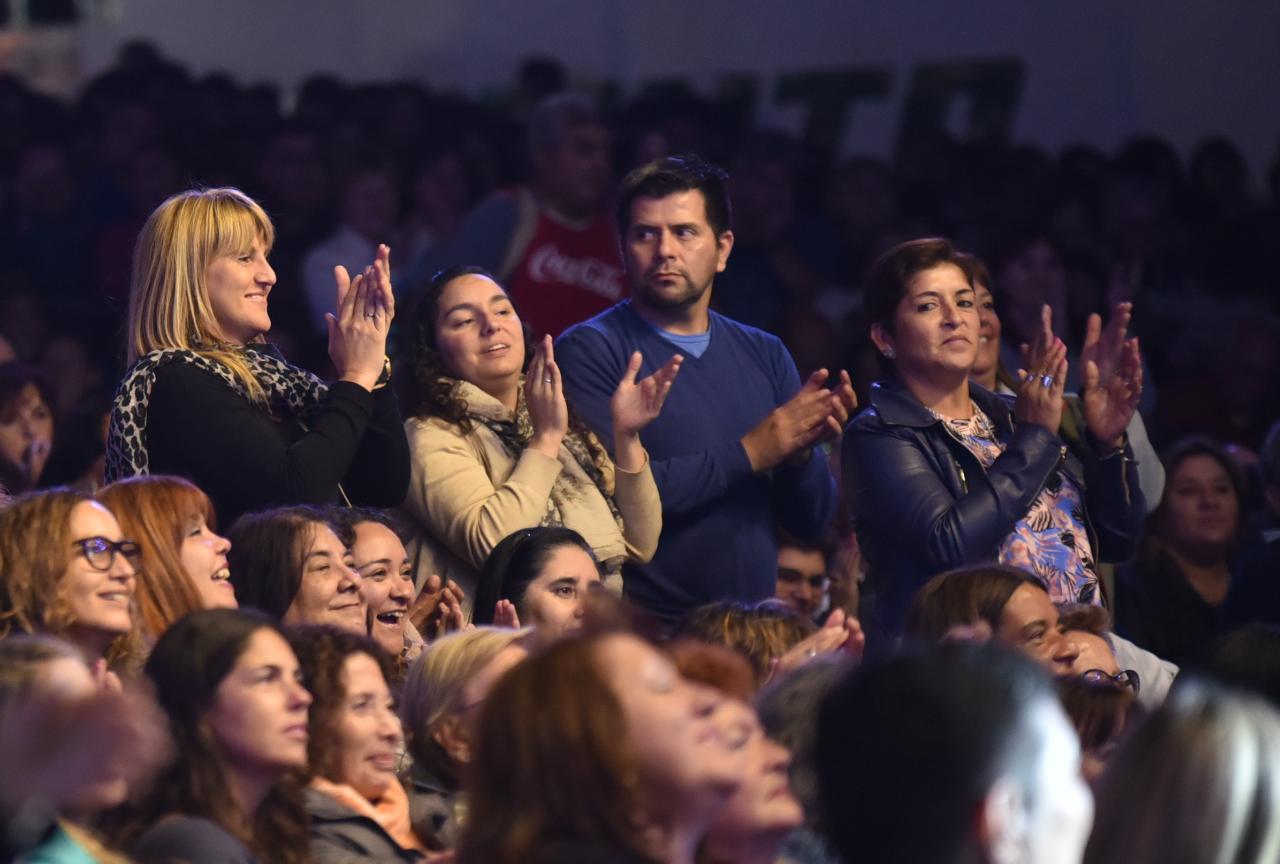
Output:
[{"xmin": 145, "ymin": 362, "xmax": 411, "ymax": 529}]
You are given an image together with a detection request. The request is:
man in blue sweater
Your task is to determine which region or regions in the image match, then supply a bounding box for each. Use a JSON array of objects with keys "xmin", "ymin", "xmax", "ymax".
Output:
[{"xmin": 556, "ymin": 155, "xmax": 856, "ymax": 625}]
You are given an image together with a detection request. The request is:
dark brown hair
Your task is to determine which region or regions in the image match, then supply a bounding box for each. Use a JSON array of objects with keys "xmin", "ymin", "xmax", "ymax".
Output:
[
  {"xmin": 1056, "ymin": 676, "xmax": 1138, "ymax": 752},
  {"xmin": 863, "ymin": 237, "xmax": 971, "ymax": 375},
  {"xmin": 111, "ymin": 609, "xmax": 309, "ymax": 864},
  {"xmin": 287, "ymin": 625, "xmax": 398, "ymax": 782},
  {"xmin": 904, "ymin": 564, "xmax": 1045, "ymax": 641},
  {"xmin": 458, "ymin": 634, "xmax": 657, "ymax": 864},
  {"xmin": 617, "ymin": 154, "xmax": 732, "ymax": 238},
  {"xmin": 1141, "ymin": 437, "xmax": 1246, "ymax": 565},
  {"xmin": 226, "ymin": 505, "xmax": 340, "ymax": 620},
  {"xmin": 400, "ymin": 267, "xmax": 613, "ymax": 487}
]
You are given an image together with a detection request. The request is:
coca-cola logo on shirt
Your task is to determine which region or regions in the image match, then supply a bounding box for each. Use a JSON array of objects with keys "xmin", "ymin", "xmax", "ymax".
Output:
[{"xmin": 527, "ymin": 245, "xmax": 624, "ymax": 301}]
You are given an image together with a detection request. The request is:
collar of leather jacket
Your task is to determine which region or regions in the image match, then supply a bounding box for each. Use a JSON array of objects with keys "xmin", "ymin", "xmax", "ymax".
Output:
[{"xmin": 867, "ymin": 378, "xmax": 1016, "ymax": 436}]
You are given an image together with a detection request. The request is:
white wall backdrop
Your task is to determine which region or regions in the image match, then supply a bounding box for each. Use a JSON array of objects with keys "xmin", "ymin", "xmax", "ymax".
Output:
[{"xmin": 11, "ymin": 0, "xmax": 1278, "ymax": 183}]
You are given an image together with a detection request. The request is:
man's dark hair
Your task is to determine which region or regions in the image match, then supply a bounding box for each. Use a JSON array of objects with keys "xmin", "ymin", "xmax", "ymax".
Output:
[
  {"xmin": 817, "ymin": 642, "xmax": 1054, "ymax": 864},
  {"xmin": 616, "ymin": 154, "xmax": 732, "ymax": 239}
]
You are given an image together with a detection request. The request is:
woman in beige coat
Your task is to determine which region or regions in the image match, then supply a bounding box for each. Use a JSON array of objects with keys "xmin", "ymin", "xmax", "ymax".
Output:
[{"xmin": 400, "ymin": 266, "xmax": 680, "ymax": 611}]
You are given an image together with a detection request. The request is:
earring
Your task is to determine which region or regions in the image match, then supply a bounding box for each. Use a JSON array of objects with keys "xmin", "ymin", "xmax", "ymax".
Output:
[{"xmin": 884, "ymin": 348, "xmax": 895, "ymax": 359}]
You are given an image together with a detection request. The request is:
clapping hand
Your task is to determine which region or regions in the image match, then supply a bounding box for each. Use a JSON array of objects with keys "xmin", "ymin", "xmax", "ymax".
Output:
[
  {"xmin": 769, "ymin": 609, "xmax": 865, "ymax": 682},
  {"xmin": 610, "ymin": 351, "xmax": 683, "ymax": 472},
  {"xmin": 328, "ymin": 244, "xmax": 394, "ymax": 391},
  {"xmin": 611, "ymin": 351, "xmax": 683, "ymax": 437},
  {"xmin": 410, "ymin": 574, "xmax": 468, "ymax": 641},
  {"xmin": 524, "ymin": 336, "xmax": 569, "ymax": 459},
  {"xmin": 1080, "ymin": 302, "xmax": 1142, "ymax": 449},
  {"xmin": 1014, "ymin": 304, "xmax": 1067, "ymax": 433},
  {"xmin": 741, "ymin": 369, "xmax": 858, "ymax": 472}
]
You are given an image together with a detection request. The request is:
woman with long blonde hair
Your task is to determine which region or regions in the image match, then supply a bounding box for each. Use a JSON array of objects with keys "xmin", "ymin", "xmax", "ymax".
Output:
[{"xmin": 105, "ymin": 187, "xmax": 410, "ymax": 529}]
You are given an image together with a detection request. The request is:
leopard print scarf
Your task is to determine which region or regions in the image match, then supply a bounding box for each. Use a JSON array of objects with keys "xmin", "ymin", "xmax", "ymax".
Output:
[{"xmin": 105, "ymin": 345, "xmax": 328, "ymax": 482}]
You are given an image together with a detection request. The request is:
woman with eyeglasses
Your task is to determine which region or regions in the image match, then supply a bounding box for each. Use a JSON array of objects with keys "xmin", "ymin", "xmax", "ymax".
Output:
[{"xmin": 0, "ymin": 488, "xmax": 142, "ymax": 671}]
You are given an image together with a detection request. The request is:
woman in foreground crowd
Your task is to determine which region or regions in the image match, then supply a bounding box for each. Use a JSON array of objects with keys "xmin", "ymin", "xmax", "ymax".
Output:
[
  {"xmin": 459, "ymin": 630, "xmax": 748, "ymax": 864},
  {"xmin": 227, "ymin": 505, "xmax": 366, "ymax": 631},
  {"xmin": 290, "ymin": 626, "xmax": 431, "ymax": 862},
  {"xmin": 332, "ymin": 507, "xmax": 426, "ymax": 668},
  {"xmin": 0, "ymin": 635, "xmax": 160, "ymax": 863},
  {"xmin": 1086, "ymin": 680, "xmax": 1280, "ymax": 864},
  {"xmin": 398, "ymin": 626, "xmax": 529, "ymax": 850},
  {"xmin": 119, "ymin": 608, "xmax": 312, "ymax": 864},
  {"xmin": 400, "ymin": 265, "xmax": 676, "ymax": 600},
  {"xmin": 843, "ymin": 237, "xmax": 1145, "ymax": 636},
  {"xmin": 105, "ymin": 187, "xmax": 410, "ymax": 529},
  {"xmin": 99, "ymin": 475, "xmax": 236, "ymax": 642},
  {"xmin": 0, "ymin": 488, "xmax": 141, "ymax": 671},
  {"xmin": 471, "ymin": 525, "xmax": 603, "ymax": 646}
]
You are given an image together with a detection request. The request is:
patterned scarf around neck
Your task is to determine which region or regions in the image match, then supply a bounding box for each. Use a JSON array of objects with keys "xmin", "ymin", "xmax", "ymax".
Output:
[
  {"xmin": 105, "ymin": 345, "xmax": 328, "ymax": 482},
  {"xmin": 462, "ymin": 378, "xmax": 626, "ymax": 542}
]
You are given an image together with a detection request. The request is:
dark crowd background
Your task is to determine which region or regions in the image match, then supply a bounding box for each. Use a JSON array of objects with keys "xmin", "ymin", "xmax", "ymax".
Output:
[{"xmin": 1, "ymin": 40, "xmax": 1278, "ymax": 496}]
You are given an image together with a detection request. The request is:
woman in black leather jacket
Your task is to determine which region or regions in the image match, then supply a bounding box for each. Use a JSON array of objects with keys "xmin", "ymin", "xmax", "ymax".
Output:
[{"xmin": 842, "ymin": 238, "xmax": 1145, "ymax": 639}]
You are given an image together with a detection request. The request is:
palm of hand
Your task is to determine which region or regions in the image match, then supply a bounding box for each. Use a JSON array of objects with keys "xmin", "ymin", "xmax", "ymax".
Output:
[
  {"xmin": 611, "ymin": 378, "xmax": 660, "ymax": 436},
  {"xmin": 1082, "ymin": 365, "xmax": 1128, "ymax": 441}
]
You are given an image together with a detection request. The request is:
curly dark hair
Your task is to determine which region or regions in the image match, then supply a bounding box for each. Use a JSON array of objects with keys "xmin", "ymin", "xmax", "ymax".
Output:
[
  {"xmin": 399, "ymin": 266, "xmax": 614, "ymax": 486},
  {"xmin": 287, "ymin": 624, "xmax": 399, "ymax": 783},
  {"xmin": 400, "ymin": 265, "xmax": 514, "ymax": 427}
]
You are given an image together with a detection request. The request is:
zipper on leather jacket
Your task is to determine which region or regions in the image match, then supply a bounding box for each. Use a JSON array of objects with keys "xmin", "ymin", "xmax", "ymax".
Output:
[{"xmin": 956, "ymin": 461, "xmax": 968, "ymax": 494}]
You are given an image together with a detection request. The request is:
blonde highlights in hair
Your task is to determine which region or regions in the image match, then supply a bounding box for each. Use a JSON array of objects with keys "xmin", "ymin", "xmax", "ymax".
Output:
[{"xmin": 127, "ymin": 187, "xmax": 276, "ymax": 403}]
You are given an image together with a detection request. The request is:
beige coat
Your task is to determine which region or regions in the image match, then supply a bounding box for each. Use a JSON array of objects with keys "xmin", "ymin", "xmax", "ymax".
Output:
[{"xmin": 402, "ymin": 381, "xmax": 661, "ymax": 611}]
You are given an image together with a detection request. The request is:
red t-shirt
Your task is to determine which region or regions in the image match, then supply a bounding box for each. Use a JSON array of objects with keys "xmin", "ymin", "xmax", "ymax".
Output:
[{"xmin": 506, "ymin": 208, "xmax": 627, "ymax": 338}]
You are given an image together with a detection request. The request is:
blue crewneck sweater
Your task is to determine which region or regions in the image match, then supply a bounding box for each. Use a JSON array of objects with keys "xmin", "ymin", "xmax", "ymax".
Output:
[{"xmin": 557, "ymin": 301, "xmax": 836, "ymax": 624}]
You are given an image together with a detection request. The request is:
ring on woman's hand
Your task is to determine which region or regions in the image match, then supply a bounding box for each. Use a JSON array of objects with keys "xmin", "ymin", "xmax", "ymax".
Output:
[
  {"xmin": 363, "ymin": 312, "xmax": 378, "ymax": 319},
  {"xmin": 806, "ymin": 648, "xmax": 817, "ymax": 658},
  {"xmin": 543, "ymin": 376, "xmax": 553, "ymax": 384},
  {"xmin": 1039, "ymin": 374, "xmax": 1054, "ymax": 388}
]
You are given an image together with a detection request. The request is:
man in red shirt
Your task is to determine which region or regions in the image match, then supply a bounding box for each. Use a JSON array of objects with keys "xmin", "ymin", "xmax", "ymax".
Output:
[{"xmin": 423, "ymin": 93, "xmax": 625, "ymax": 338}]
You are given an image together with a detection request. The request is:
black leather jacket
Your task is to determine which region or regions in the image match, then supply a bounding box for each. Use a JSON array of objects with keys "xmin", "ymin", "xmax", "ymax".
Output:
[{"xmin": 842, "ymin": 379, "xmax": 1144, "ymax": 638}]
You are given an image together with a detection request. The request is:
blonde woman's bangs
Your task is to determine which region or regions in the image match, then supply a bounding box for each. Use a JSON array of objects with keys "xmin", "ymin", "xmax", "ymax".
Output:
[{"xmin": 126, "ymin": 188, "xmax": 276, "ymax": 403}]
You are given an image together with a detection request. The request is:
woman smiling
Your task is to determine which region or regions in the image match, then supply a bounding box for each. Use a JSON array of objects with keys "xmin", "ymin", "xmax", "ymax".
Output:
[
  {"xmin": 106, "ymin": 187, "xmax": 410, "ymax": 530},
  {"xmin": 0, "ymin": 488, "xmax": 141, "ymax": 669},
  {"xmin": 400, "ymin": 266, "xmax": 678, "ymax": 603},
  {"xmin": 99, "ymin": 475, "xmax": 236, "ymax": 643},
  {"xmin": 226, "ymin": 506, "xmax": 366, "ymax": 632},
  {"xmin": 290, "ymin": 626, "xmax": 431, "ymax": 862},
  {"xmin": 842, "ymin": 238, "xmax": 1145, "ymax": 638}
]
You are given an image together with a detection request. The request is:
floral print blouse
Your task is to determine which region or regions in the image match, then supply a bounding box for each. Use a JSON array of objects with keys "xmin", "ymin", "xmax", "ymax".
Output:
[{"xmin": 933, "ymin": 407, "xmax": 1102, "ymax": 606}]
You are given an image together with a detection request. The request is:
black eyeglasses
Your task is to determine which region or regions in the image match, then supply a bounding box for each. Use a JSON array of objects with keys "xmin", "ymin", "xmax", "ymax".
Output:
[
  {"xmin": 777, "ymin": 569, "xmax": 828, "ymax": 590},
  {"xmin": 71, "ymin": 537, "xmax": 141, "ymax": 572},
  {"xmin": 1081, "ymin": 668, "xmax": 1141, "ymax": 696}
]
